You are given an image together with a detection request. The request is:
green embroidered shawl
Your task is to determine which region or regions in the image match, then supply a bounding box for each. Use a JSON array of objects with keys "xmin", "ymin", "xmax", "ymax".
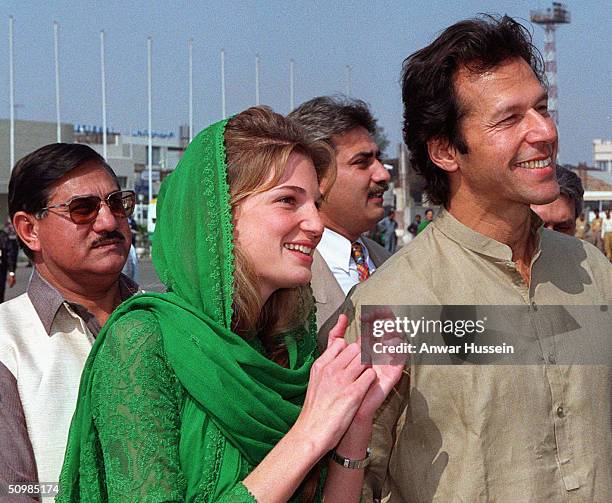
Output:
[{"xmin": 58, "ymin": 119, "xmax": 318, "ymax": 501}]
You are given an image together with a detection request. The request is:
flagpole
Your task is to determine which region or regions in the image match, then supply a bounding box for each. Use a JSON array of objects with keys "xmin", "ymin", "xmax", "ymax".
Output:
[
  {"xmin": 147, "ymin": 36, "xmax": 153, "ymax": 203},
  {"xmin": 220, "ymin": 48, "xmax": 226, "ymax": 119},
  {"xmin": 188, "ymin": 38, "xmax": 193, "ymax": 142},
  {"xmin": 289, "ymin": 59, "xmax": 294, "ymax": 111},
  {"xmin": 9, "ymin": 16, "xmax": 15, "ymax": 170},
  {"xmin": 53, "ymin": 21, "xmax": 61, "ymax": 142},
  {"xmin": 255, "ymin": 53, "xmax": 260, "ymax": 105},
  {"xmin": 345, "ymin": 65, "xmax": 352, "ymax": 97},
  {"xmin": 100, "ymin": 30, "xmax": 107, "ymax": 159}
]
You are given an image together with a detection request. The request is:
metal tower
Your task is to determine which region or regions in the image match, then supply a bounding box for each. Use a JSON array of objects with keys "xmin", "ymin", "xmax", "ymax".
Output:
[{"xmin": 530, "ymin": 2, "xmax": 571, "ymax": 125}]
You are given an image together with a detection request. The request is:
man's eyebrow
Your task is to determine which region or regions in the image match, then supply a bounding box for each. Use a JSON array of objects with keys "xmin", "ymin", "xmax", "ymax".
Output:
[
  {"xmin": 348, "ymin": 149, "xmax": 380, "ymax": 163},
  {"xmin": 491, "ymin": 90, "xmax": 549, "ymax": 120},
  {"xmin": 49, "ymin": 192, "xmax": 95, "ymax": 204},
  {"xmin": 55, "ymin": 188, "xmax": 120, "ymax": 201},
  {"xmin": 535, "ymin": 91, "xmax": 549, "ymax": 107}
]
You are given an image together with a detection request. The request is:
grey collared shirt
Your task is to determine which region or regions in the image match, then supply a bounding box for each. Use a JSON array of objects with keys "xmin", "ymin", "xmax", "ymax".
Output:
[
  {"xmin": 27, "ymin": 268, "xmax": 139, "ymax": 337},
  {"xmin": 0, "ymin": 269, "xmax": 138, "ymax": 500}
]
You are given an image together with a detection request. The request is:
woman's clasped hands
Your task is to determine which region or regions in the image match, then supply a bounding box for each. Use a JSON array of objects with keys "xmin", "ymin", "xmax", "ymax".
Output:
[{"xmin": 293, "ymin": 314, "xmax": 404, "ymax": 458}]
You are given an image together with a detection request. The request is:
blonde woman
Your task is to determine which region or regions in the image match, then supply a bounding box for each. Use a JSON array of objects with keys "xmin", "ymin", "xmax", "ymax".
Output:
[{"xmin": 59, "ymin": 107, "xmax": 402, "ymax": 502}]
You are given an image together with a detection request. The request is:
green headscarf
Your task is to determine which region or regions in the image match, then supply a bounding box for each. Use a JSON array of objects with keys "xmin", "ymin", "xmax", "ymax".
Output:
[{"xmin": 58, "ymin": 118, "xmax": 318, "ymax": 500}]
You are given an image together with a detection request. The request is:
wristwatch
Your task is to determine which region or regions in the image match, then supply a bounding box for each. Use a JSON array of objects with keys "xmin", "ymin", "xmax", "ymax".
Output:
[
  {"xmin": 330, "ymin": 447, "xmax": 372, "ymax": 469},
  {"xmin": 8, "ymin": 272, "xmax": 15, "ymax": 277}
]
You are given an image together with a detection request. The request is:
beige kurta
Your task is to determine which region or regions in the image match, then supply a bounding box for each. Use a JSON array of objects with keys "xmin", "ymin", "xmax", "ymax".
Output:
[{"xmin": 341, "ymin": 209, "xmax": 611, "ymax": 503}]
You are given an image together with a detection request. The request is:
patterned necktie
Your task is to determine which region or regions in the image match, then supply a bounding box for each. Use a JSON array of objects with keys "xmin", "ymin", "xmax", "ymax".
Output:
[{"xmin": 351, "ymin": 241, "xmax": 370, "ymax": 282}]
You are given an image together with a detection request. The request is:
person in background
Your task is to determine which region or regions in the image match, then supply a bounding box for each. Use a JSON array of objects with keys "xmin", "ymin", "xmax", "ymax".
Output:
[
  {"xmin": 127, "ymin": 216, "xmax": 138, "ymax": 246},
  {"xmin": 575, "ymin": 213, "xmax": 589, "ymax": 239},
  {"xmin": 603, "ymin": 207, "xmax": 612, "ymax": 260},
  {"xmin": 416, "ymin": 208, "xmax": 434, "ymax": 233},
  {"xmin": 0, "ymin": 218, "xmax": 18, "ymax": 303},
  {"xmin": 406, "ymin": 222, "xmax": 418, "ymax": 240},
  {"xmin": 121, "ymin": 244, "xmax": 139, "ymax": 283},
  {"xmin": 531, "ymin": 165, "xmax": 584, "ymax": 236},
  {"xmin": 406, "ymin": 214, "xmax": 420, "ymax": 239},
  {"xmin": 289, "ymin": 96, "xmax": 391, "ymax": 329},
  {"xmin": 0, "ymin": 143, "xmax": 138, "ymax": 496},
  {"xmin": 378, "ymin": 210, "xmax": 398, "ymax": 253},
  {"xmin": 590, "ymin": 208, "xmax": 604, "ymax": 252}
]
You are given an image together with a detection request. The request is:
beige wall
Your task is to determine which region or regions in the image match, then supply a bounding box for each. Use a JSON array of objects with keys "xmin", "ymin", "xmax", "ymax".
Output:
[{"xmin": 0, "ymin": 119, "xmax": 74, "ymax": 194}]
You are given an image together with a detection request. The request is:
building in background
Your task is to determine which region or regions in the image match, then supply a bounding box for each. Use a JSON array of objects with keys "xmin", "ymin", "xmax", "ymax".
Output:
[
  {"xmin": 0, "ymin": 120, "xmax": 186, "ymax": 225},
  {"xmin": 75, "ymin": 126, "xmax": 185, "ymax": 229},
  {"xmin": 74, "ymin": 125, "xmax": 184, "ymax": 199},
  {"xmin": 567, "ymin": 162, "xmax": 612, "ymax": 213},
  {"xmin": 0, "ymin": 119, "xmax": 74, "ymax": 219},
  {"xmin": 593, "ymin": 139, "xmax": 612, "ymax": 173}
]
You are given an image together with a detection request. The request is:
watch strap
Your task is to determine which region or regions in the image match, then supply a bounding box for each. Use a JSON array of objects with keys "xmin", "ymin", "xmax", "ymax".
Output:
[{"xmin": 330, "ymin": 447, "xmax": 371, "ymax": 469}]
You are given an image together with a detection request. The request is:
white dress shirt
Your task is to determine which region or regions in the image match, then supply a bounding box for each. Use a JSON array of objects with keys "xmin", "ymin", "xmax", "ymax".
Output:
[{"xmin": 316, "ymin": 228, "xmax": 377, "ymax": 295}]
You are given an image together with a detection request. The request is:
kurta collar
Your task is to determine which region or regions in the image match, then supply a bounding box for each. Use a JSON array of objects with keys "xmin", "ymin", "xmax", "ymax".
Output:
[{"xmin": 432, "ymin": 207, "xmax": 543, "ymax": 262}]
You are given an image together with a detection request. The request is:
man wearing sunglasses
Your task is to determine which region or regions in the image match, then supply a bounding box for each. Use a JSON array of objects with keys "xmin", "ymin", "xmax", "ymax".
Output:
[{"xmin": 0, "ymin": 143, "xmax": 139, "ymax": 497}]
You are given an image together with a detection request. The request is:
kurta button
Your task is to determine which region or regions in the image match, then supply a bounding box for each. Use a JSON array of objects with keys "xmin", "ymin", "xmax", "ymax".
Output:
[
  {"xmin": 531, "ymin": 301, "xmax": 538, "ymax": 311},
  {"xmin": 556, "ymin": 406, "xmax": 564, "ymax": 418},
  {"xmin": 548, "ymin": 354, "xmax": 556, "ymax": 364}
]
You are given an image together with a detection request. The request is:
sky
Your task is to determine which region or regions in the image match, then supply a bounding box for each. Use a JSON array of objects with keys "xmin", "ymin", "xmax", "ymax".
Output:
[{"xmin": 0, "ymin": 0, "xmax": 610, "ymax": 164}]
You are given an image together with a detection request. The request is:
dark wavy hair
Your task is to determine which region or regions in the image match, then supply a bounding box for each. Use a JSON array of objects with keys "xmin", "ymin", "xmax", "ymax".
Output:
[
  {"xmin": 556, "ymin": 166, "xmax": 584, "ymax": 218},
  {"xmin": 9, "ymin": 143, "xmax": 117, "ymax": 258},
  {"xmin": 401, "ymin": 15, "xmax": 545, "ymax": 206}
]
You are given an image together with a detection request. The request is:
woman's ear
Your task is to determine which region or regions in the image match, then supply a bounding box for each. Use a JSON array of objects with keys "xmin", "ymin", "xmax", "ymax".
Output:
[
  {"xmin": 427, "ymin": 137, "xmax": 460, "ymax": 173},
  {"xmin": 12, "ymin": 211, "xmax": 41, "ymax": 254}
]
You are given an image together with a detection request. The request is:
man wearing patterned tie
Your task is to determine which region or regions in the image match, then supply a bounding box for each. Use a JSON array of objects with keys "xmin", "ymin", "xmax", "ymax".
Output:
[{"xmin": 289, "ymin": 96, "xmax": 391, "ymax": 329}]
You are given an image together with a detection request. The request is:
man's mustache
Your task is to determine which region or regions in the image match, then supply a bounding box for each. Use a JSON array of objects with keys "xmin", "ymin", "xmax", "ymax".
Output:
[
  {"xmin": 91, "ymin": 231, "xmax": 126, "ymax": 248},
  {"xmin": 368, "ymin": 182, "xmax": 389, "ymax": 196}
]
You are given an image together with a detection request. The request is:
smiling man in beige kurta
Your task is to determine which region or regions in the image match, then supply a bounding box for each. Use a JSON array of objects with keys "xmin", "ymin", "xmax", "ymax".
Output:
[{"xmin": 337, "ymin": 15, "xmax": 612, "ymax": 503}]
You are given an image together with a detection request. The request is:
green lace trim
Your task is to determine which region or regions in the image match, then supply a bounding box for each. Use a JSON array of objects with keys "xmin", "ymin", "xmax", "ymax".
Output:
[
  {"xmin": 196, "ymin": 420, "xmax": 227, "ymax": 502},
  {"xmin": 215, "ymin": 119, "xmax": 235, "ymax": 329}
]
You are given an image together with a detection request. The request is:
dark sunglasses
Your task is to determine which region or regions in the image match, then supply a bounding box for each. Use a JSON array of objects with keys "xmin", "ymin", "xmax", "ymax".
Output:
[{"xmin": 37, "ymin": 190, "xmax": 136, "ymax": 224}]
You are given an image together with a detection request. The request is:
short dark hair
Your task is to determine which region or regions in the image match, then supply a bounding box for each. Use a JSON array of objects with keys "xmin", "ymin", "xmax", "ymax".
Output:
[
  {"xmin": 401, "ymin": 15, "xmax": 545, "ymax": 206},
  {"xmin": 9, "ymin": 143, "xmax": 118, "ymax": 258},
  {"xmin": 288, "ymin": 95, "xmax": 377, "ymax": 147},
  {"xmin": 556, "ymin": 166, "xmax": 584, "ymax": 218}
]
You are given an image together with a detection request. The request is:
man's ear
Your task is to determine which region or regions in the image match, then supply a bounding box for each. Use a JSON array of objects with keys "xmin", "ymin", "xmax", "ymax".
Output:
[
  {"xmin": 12, "ymin": 212, "xmax": 41, "ymax": 254},
  {"xmin": 427, "ymin": 137, "xmax": 460, "ymax": 173}
]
